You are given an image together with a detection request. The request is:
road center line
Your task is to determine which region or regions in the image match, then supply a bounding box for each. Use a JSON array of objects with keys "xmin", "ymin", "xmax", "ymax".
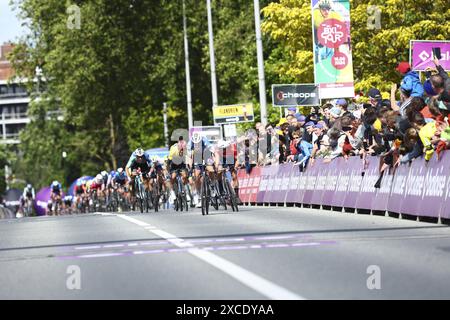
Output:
[{"xmin": 115, "ymin": 214, "xmax": 304, "ymax": 300}]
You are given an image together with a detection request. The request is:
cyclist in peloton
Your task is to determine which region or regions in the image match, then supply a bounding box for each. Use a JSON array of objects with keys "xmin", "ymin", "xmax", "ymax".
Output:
[
  {"xmin": 168, "ymin": 136, "xmax": 189, "ymax": 195},
  {"xmin": 22, "ymin": 184, "xmax": 35, "ymax": 214},
  {"xmin": 125, "ymin": 148, "xmax": 152, "ymax": 197},
  {"xmin": 74, "ymin": 179, "xmax": 88, "ymax": 210},
  {"xmin": 111, "ymin": 168, "xmax": 130, "ymax": 204},
  {"xmin": 23, "ymin": 184, "xmax": 35, "ymax": 202},
  {"xmin": 216, "ymin": 139, "xmax": 240, "ymax": 200},
  {"xmin": 187, "ymin": 132, "xmax": 219, "ymax": 207},
  {"xmin": 50, "ymin": 181, "xmax": 63, "ymax": 215}
]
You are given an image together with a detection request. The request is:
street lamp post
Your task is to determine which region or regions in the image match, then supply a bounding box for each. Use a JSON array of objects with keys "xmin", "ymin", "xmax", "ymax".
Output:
[
  {"xmin": 183, "ymin": 0, "xmax": 194, "ymax": 130},
  {"xmin": 253, "ymin": 0, "xmax": 268, "ymax": 126},
  {"xmin": 206, "ymin": 0, "xmax": 219, "ymax": 109}
]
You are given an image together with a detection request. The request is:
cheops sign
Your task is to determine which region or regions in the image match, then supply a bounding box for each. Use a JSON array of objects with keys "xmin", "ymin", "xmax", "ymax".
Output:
[{"xmin": 272, "ymin": 84, "xmax": 320, "ymax": 107}]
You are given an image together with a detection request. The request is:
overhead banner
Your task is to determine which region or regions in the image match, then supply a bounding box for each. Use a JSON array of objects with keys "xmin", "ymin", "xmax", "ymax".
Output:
[
  {"xmin": 213, "ymin": 103, "xmax": 254, "ymax": 125},
  {"xmin": 410, "ymin": 40, "xmax": 450, "ymax": 71},
  {"xmin": 311, "ymin": 0, "xmax": 355, "ymax": 99},
  {"xmin": 272, "ymin": 84, "xmax": 320, "ymax": 107}
]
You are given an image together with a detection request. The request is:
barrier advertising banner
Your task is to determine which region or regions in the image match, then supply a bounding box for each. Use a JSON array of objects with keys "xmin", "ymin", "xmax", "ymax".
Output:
[
  {"xmin": 311, "ymin": 0, "xmax": 355, "ymax": 99},
  {"xmin": 341, "ymin": 157, "xmax": 363, "ymax": 208},
  {"xmin": 410, "ymin": 40, "xmax": 450, "ymax": 72},
  {"xmin": 237, "ymin": 153, "xmax": 450, "ymax": 221}
]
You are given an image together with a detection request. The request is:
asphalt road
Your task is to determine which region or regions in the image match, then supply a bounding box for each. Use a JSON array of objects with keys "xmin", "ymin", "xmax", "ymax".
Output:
[{"xmin": 1, "ymin": 205, "xmax": 450, "ymax": 300}]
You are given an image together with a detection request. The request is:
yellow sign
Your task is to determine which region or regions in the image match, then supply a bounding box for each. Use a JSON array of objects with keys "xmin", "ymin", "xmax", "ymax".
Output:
[{"xmin": 213, "ymin": 103, "xmax": 254, "ymax": 124}]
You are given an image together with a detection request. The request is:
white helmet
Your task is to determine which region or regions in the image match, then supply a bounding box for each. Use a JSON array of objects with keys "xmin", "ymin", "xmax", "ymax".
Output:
[
  {"xmin": 52, "ymin": 181, "xmax": 59, "ymax": 187},
  {"xmin": 101, "ymin": 171, "xmax": 108, "ymax": 176},
  {"xmin": 117, "ymin": 168, "xmax": 124, "ymax": 174},
  {"xmin": 96, "ymin": 174, "xmax": 103, "ymax": 181},
  {"xmin": 135, "ymin": 148, "xmax": 145, "ymax": 157}
]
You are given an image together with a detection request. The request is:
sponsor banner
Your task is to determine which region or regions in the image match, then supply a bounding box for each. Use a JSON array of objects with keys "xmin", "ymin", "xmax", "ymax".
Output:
[
  {"xmin": 410, "ymin": 40, "xmax": 450, "ymax": 72},
  {"xmin": 237, "ymin": 169, "xmax": 250, "ymax": 204},
  {"xmin": 310, "ymin": 159, "xmax": 328, "ymax": 206},
  {"xmin": 256, "ymin": 166, "xmax": 272, "ymax": 203},
  {"xmin": 286, "ymin": 165, "xmax": 303, "ymax": 204},
  {"xmin": 417, "ymin": 153, "xmax": 449, "ymax": 218},
  {"xmin": 267, "ymin": 163, "xmax": 293, "ymax": 204},
  {"xmin": 263, "ymin": 165, "xmax": 280, "ymax": 203},
  {"xmin": 213, "ymin": 103, "xmax": 254, "ymax": 125},
  {"xmin": 238, "ymin": 167, "xmax": 261, "ymax": 204},
  {"xmin": 355, "ymin": 157, "xmax": 379, "ymax": 210},
  {"xmin": 311, "ymin": 0, "xmax": 355, "ymax": 99},
  {"xmin": 387, "ymin": 162, "xmax": 409, "ymax": 214},
  {"xmin": 330, "ymin": 157, "xmax": 353, "ymax": 207},
  {"xmin": 272, "ymin": 84, "xmax": 320, "ymax": 107},
  {"xmin": 401, "ymin": 159, "xmax": 428, "ymax": 216},
  {"xmin": 343, "ymin": 157, "xmax": 364, "ymax": 208},
  {"xmin": 239, "ymin": 154, "xmax": 450, "ymax": 219},
  {"xmin": 371, "ymin": 170, "xmax": 394, "ymax": 212},
  {"xmin": 440, "ymin": 151, "xmax": 450, "ymax": 219},
  {"xmin": 302, "ymin": 162, "xmax": 319, "ymax": 205}
]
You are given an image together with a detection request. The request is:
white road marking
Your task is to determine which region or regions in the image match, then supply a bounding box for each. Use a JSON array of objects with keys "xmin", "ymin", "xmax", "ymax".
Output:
[{"xmin": 115, "ymin": 214, "xmax": 304, "ymax": 300}]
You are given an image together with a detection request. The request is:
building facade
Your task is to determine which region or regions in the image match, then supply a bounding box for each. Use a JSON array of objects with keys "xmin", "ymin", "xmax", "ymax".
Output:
[{"xmin": 0, "ymin": 43, "xmax": 30, "ymax": 145}]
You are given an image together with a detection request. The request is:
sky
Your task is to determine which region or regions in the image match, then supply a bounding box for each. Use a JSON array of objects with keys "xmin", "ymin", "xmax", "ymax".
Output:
[{"xmin": 0, "ymin": 0, "xmax": 26, "ymax": 44}]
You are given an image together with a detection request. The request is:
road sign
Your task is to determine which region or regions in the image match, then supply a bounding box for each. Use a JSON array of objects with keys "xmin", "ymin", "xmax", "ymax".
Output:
[
  {"xmin": 213, "ymin": 103, "xmax": 254, "ymax": 124},
  {"xmin": 272, "ymin": 84, "xmax": 320, "ymax": 107}
]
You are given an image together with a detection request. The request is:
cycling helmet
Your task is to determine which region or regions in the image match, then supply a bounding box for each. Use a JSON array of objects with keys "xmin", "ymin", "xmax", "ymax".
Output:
[
  {"xmin": 192, "ymin": 132, "xmax": 201, "ymax": 144},
  {"xmin": 26, "ymin": 184, "xmax": 32, "ymax": 189},
  {"xmin": 96, "ymin": 174, "xmax": 103, "ymax": 181},
  {"xmin": 76, "ymin": 180, "xmax": 82, "ymax": 187},
  {"xmin": 135, "ymin": 148, "xmax": 145, "ymax": 157},
  {"xmin": 319, "ymin": 0, "xmax": 331, "ymax": 10},
  {"xmin": 101, "ymin": 171, "xmax": 108, "ymax": 176},
  {"xmin": 117, "ymin": 168, "xmax": 124, "ymax": 174},
  {"xmin": 52, "ymin": 181, "xmax": 59, "ymax": 187}
]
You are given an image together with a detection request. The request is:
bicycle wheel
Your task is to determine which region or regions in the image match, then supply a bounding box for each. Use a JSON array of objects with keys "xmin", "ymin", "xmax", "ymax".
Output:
[
  {"xmin": 225, "ymin": 178, "xmax": 239, "ymax": 212},
  {"xmin": 210, "ymin": 180, "xmax": 220, "ymax": 211},
  {"xmin": 152, "ymin": 180, "xmax": 160, "ymax": 212},
  {"xmin": 201, "ymin": 175, "xmax": 210, "ymax": 216}
]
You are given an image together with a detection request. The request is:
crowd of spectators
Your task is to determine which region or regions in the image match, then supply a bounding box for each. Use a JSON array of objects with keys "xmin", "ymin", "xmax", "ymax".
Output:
[{"xmin": 237, "ymin": 57, "xmax": 450, "ymax": 187}]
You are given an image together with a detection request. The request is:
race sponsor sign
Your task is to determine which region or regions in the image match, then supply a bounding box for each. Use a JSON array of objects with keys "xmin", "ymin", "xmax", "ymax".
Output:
[
  {"xmin": 311, "ymin": 0, "xmax": 355, "ymax": 99},
  {"xmin": 213, "ymin": 103, "xmax": 254, "ymax": 125},
  {"xmin": 272, "ymin": 84, "xmax": 320, "ymax": 107},
  {"xmin": 410, "ymin": 40, "xmax": 450, "ymax": 71}
]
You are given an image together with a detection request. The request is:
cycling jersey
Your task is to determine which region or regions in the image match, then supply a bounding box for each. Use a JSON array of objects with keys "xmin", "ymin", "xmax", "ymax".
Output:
[
  {"xmin": 187, "ymin": 136, "xmax": 214, "ymax": 165},
  {"xmin": 23, "ymin": 187, "xmax": 35, "ymax": 199},
  {"xmin": 126, "ymin": 152, "xmax": 152, "ymax": 174},
  {"xmin": 51, "ymin": 183, "xmax": 62, "ymax": 195},
  {"xmin": 74, "ymin": 185, "xmax": 86, "ymax": 195}
]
